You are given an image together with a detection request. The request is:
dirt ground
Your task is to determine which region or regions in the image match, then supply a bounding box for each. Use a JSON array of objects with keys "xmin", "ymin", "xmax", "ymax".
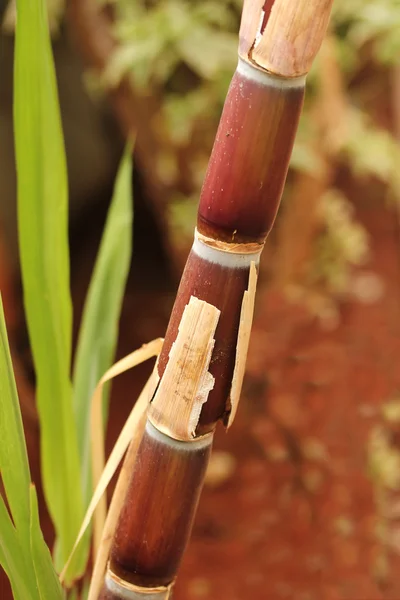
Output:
[
  {"xmin": 2, "ymin": 187, "xmax": 400, "ymax": 600},
  {"xmin": 172, "ymin": 197, "xmax": 400, "ymax": 600}
]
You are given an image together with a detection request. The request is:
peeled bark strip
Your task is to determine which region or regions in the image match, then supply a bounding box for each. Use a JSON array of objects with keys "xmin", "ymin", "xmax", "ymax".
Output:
[
  {"xmin": 148, "ymin": 296, "xmax": 220, "ymax": 441},
  {"xmin": 227, "ymin": 261, "xmax": 258, "ymax": 428},
  {"xmin": 157, "ymin": 244, "xmax": 258, "ymax": 433}
]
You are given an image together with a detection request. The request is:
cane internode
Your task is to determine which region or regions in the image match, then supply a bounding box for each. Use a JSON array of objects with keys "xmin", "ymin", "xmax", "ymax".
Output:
[{"xmin": 197, "ymin": 59, "xmax": 305, "ymax": 245}]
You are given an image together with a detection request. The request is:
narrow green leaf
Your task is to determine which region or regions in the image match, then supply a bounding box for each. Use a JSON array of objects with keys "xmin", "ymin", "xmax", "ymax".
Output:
[
  {"xmin": 0, "ymin": 297, "xmax": 41, "ymax": 600},
  {"xmin": 81, "ymin": 577, "xmax": 90, "ymax": 600},
  {"xmin": 0, "ymin": 296, "xmax": 30, "ymax": 534},
  {"xmin": 73, "ymin": 146, "xmax": 133, "ymax": 505},
  {"xmin": 14, "ymin": 0, "xmax": 83, "ymax": 570},
  {"xmin": 29, "ymin": 486, "xmax": 65, "ymax": 600},
  {"xmin": 0, "ymin": 496, "xmax": 36, "ymax": 600}
]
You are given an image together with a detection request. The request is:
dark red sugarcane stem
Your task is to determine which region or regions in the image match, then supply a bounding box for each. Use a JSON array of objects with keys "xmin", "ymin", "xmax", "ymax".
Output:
[
  {"xmin": 98, "ymin": 0, "xmax": 336, "ymax": 592},
  {"xmin": 98, "ymin": 423, "xmax": 211, "ymax": 599},
  {"xmin": 157, "ymin": 60, "xmax": 304, "ymax": 433},
  {"xmin": 197, "ymin": 61, "xmax": 304, "ymax": 245},
  {"xmin": 100, "ymin": 61, "xmax": 305, "ymax": 600},
  {"xmin": 110, "ymin": 423, "xmax": 211, "ymax": 585}
]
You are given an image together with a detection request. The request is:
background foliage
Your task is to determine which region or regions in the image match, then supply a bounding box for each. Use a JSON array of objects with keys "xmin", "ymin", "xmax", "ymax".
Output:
[{"xmin": 102, "ymin": 0, "xmax": 400, "ymax": 305}]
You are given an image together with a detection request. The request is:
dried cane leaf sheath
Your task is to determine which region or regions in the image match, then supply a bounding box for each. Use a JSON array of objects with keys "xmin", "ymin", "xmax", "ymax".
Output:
[{"xmin": 99, "ymin": 1, "xmax": 333, "ymax": 597}]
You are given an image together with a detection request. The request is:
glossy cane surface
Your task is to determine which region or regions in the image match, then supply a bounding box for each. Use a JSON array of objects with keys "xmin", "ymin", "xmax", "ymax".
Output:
[
  {"xmin": 198, "ymin": 63, "xmax": 304, "ymax": 244},
  {"xmin": 109, "ymin": 423, "xmax": 212, "ymax": 588}
]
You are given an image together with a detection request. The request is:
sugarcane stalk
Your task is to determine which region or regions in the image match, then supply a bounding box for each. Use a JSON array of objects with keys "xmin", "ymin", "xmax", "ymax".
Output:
[{"xmin": 97, "ymin": 1, "xmax": 334, "ymax": 598}]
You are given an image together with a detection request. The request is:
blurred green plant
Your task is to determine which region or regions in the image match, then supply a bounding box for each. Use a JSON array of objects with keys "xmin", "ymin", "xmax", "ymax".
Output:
[
  {"xmin": 73, "ymin": 145, "xmax": 133, "ymax": 507},
  {"xmin": 105, "ymin": 0, "xmax": 241, "ymax": 202},
  {"xmin": 333, "ymin": 0, "xmax": 400, "ymax": 65},
  {"xmin": 0, "ymin": 292, "xmax": 65, "ymax": 600},
  {"xmin": 311, "ymin": 189, "xmax": 369, "ymax": 295}
]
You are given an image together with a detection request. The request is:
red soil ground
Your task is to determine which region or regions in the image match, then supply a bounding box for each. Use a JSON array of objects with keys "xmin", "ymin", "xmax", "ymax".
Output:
[
  {"xmin": 1, "ymin": 193, "xmax": 400, "ymax": 600},
  {"xmin": 173, "ymin": 199, "xmax": 400, "ymax": 600}
]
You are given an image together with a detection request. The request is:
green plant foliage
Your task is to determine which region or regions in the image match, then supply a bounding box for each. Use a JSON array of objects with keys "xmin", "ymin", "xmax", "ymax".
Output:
[
  {"xmin": 311, "ymin": 189, "xmax": 369, "ymax": 294},
  {"xmin": 0, "ymin": 496, "xmax": 34, "ymax": 600},
  {"xmin": 109, "ymin": 1, "xmax": 238, "ymax": 88},
  {"xmin": 13, "ymin": 0, "xmax": 83, "ymax": 575},
  {"xmin": 333, "ymin": 0, "xmax": 400, "ymax": 65},
  {"xmin": 29, "ymin": 487, "xmax": 65, "ymax": 600},
  {"xmin": 0, "ymin": 303, "xmax": 31, "ymax": 536},
  {"xmin": 343, "ymin": 109, "xmax": 400, "ymax": 199},
  {"xmin": 73, "ymin": 146, "xmax": 133, "ymax": 506},
  {"xmin": 103, "ymin": 0, "xmax": 240, "ymax": 217},
  {"xmin": 0, "ymin": 296, "xmax": 62, "ymax": 600},
  {"xmin": 0, "ymin": 294, "xmax": 39, "ymax": 599}
]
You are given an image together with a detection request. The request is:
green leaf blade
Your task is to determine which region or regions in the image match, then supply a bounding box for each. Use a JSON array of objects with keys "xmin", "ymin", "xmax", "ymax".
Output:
[
  {"xmin": 29, "ymin": 486, "xmax": 65, "ymax": 600},
  {"xmin": 0, "ymin": 495, "xmax": 37, "ymax": 600},
  {"xmin": 0, "ymin": 296, "xmax": 31, "ymax": 535},
  {"xmin": 73, "ymin": 146, "xmax": 133, "ymax": 505},
  {"xmin": 14, "ymin": 0, "xmax": 83, "ymax": 571}
]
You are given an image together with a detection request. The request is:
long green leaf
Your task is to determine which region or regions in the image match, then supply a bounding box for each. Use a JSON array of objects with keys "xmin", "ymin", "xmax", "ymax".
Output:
[
  {"xmin": 14, "ymin": 0, "xmax": 83, "ymax": 570},
  {"xmin": 0, "ymin": 296, "xmax": 40, "ymax": 599},
  {"xmin": 0, "ymin": 496, "xmax": 37, "ymax": 600},
  {"xmin": 29, "ymin": 486, "xmax": 65, "ymax": 600},
  {"xmin": 0, "ymin": 296, "xmax": 30, "ymax": 534},
  {"xmin": 73, "ymin": 147, "xmax": 133, "ymax": 505}
]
